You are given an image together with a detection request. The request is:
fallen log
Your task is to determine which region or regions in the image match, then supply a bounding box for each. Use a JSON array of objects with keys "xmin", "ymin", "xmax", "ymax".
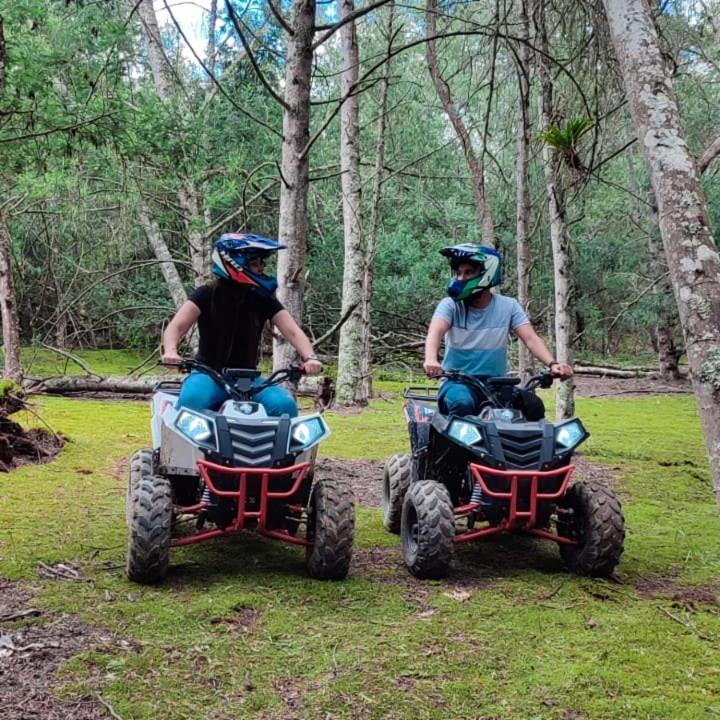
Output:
[
  {"xmin": 574, "ymin": 364, "xmax": 660, "ymax": 378},
  {"xmin": 25, "ymin": 374, "xmax": 331, "ymax": 400}
]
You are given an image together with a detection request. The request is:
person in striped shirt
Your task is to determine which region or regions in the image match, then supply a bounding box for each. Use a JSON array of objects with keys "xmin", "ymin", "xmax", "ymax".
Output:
[{"xmin": 424, "ymin": 244, "xmax": 572, "ymax": 418}]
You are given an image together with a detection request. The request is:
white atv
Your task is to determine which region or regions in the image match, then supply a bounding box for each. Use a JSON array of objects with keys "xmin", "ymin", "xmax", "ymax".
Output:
[{"xmin": 126, "ymin": 359, "xmax": 354, "ymax": 583}]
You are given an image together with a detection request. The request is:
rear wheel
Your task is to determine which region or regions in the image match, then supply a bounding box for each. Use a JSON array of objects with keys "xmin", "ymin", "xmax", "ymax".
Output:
[
  {"xmin": 306, "ymin": 479, "xmax": 355, "ymax": 580},
  {"xmin": 382, "ymin": 453, "xmax": 413, "ymax": 534},
  {"xmin": 401, "ymin": 480, "xmax": 454, "ymax": 579},
  {"xmin": 557, "ymin": 481, "xmax": 625, "ymax": 576},
  {"xmin": 127, "ymin": 475, "xmax": 173, "ymax": 584}
]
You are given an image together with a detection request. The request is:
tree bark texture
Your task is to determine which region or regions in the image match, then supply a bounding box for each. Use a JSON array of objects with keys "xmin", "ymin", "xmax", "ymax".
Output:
[
  {"xmin": 0, "ymin": 215, "xmax": 23, "ymax": 384},
  {"xmin": 360, "ymin": 1, "xmax": 395, "ymax": 402},
  {"xmin": 335, "ymin": 0, "xmax": 366, "ymax": 405},
  {"xmin": 536, "ymin": 3, "xmax": 575, "ymax": 420},
  {"xmin": 274, "ymin": 0, "xmax": 315, "ymax": 371},
  {"xmin": 515, "ymin": 0, "xmax": 533, "ymax": 379},
  {"xmin": 603, "ymin": 0, "xmax": 720, "ymax": 503},
  {"xmin": 137, "ymin": 0, "xmax": 208, "ymax": 287},
  {"xmin": 138, "ymin": 207, "xmax": 188, "ymax": 311},
  {"xmin": 137, "ymin": 0, "xmax": 173, "ymax": 99},
  {"xmin": 426, "ymin": 0, "xmax": 494, "ymax": 246}
]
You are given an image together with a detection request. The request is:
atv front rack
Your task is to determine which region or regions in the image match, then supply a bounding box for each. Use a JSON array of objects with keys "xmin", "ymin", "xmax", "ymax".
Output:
[
  {"xmin": 455, "ymin": 463, "xmax": 577, "ymax": 544},
  {"xmin": 172, "ymin": 459, "xmax": 312, "ymax": 548}
]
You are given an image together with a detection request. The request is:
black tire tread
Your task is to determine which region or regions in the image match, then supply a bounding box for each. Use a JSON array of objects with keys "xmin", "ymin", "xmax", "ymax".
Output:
[
  {"xmin": 401, "ymin": 480, "xmax": 454, "ymax": 579},
  {"xmin": 558, "ymin": 480, "xmax": 625, "ymax": 577},
  {"xmin": 126, "ymin": 475, "xmax": 173, "ymax": 584},
  {"xmin": 306, "ymin": 478, "xmax": 355, "ymax": 580},
  {"xmin": 382, "ymin": 453, "xmax": 413, "ymax": 534},
  {"xmin": 127, "ymin": 448, "xmax": 154, "ymax": 526}
]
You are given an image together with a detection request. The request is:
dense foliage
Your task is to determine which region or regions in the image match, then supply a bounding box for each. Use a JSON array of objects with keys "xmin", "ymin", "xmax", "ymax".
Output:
[{"xmin": 1, "ymin": 0, "xmax": 718, "ymax": 365}]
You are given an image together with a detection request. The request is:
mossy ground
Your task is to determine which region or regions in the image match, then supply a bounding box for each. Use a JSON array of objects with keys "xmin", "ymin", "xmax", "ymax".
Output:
[{"xmin": 1, "ymin": 361, "xmax": 719, "ymax": 719}]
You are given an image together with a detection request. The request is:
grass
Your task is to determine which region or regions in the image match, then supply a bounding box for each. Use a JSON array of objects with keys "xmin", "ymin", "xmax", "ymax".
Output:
[{"xmin": 1, "ymin": 372, "xmax": 719, "ymax": 718}]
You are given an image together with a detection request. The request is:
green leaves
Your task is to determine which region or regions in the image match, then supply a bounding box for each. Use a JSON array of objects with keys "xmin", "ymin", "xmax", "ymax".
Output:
[{"xmin": 538, "ymin": 117, "xmax": 594, "ymax": 172}]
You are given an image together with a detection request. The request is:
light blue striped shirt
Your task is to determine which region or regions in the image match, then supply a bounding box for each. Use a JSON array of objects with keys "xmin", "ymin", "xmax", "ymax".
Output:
[{"xmin": 433, "ymin": 295, "xmax": 530, "ymax": 376}]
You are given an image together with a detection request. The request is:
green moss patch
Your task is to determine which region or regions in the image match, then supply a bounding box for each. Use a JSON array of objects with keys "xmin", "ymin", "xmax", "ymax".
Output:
[{"xmin": 0, "ymin": 391, "xmax": 718, "ymax": 719}]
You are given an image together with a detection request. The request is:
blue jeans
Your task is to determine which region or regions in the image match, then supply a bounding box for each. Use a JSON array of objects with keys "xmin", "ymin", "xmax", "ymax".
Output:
[
  {"xmin": 177, "ymin": 371, "xmax": 298, "ymax": 417},
  {"xmin": 438, "ymin": 380, "xmax": 484, "ymax": 417}
]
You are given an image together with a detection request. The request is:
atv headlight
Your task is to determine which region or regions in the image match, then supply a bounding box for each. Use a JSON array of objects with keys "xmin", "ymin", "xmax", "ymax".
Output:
[
  {"xmin": 448, "ymin": 420, "xmax": 482, "ymax": 447},
  {"xmin": 289, "ymin": 416, "xmax": 330, "ymax": 451},
  {"xmin": 555, "ymin": 419, "xmax": 588, "ymax": 450},
  {"xmin": 176, "ymin": 410, "xmax": 214, "ymax": 444}
]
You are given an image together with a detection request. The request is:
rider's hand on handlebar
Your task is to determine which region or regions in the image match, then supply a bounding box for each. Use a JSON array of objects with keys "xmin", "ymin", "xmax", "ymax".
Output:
[
  {"xmin": 549, "ymin": 361, "xmax": 573, "ymax": 379},
  {"xmin": 160, "ymin": 351, "xmax": 182, "ymax": 367},
  {"xmin": 423, "ymin": 360, "xmax": 443, "ymax": 378},
  {"xmin": 302, "ymin": 358, "xmax": 323, "ymax": 376}
]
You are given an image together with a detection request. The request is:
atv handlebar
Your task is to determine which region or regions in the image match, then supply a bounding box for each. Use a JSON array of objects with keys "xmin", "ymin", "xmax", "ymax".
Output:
[
  {"xmin": 161, "ymin": 358, "xmax": 305, "ymax": 401},
  {"xmin": 438, "ymin": 369, "xmax": 555, "ymax": 398}
]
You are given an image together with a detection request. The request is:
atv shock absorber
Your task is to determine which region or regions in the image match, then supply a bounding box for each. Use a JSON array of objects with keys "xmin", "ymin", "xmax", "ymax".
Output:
[{"xmin": 196, "ymin": 484, "xmax": 211, "ymax": 530}]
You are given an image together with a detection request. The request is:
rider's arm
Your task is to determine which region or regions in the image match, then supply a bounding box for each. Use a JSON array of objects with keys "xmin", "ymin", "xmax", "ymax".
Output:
[
  {"xmin": 424, "ymin": 316, "xmax": 451, "ymax": 377},
  {"xmin": 514, "ymin": 323, "xmax": 573, "ymax": 378},
  {"xmin": 271, "ymin": 310, "xmax": 323, "ymax": 375},
  {"xmin": 162, "ymin": 300, "xmax": 201, "ymax": 363}
]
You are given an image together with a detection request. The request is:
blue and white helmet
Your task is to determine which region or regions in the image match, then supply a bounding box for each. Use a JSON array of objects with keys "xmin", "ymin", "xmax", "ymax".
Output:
[
  {"xmin": 439, "ymin": 243, "xmax": 503, "ymax": 300},
  {"xmin": 211, "ymin": 233, "xmax": 286, "ymax": 296}
]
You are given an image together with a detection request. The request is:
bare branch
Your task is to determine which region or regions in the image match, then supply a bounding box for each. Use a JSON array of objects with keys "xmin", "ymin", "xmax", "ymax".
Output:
[
  {"xmin": 699, "ymin": 135, "xmax": 720, "ymax": 174},
  {"xmin": 162, "ymin": 0, "xmax": 282, "ymax": 136},
  {"xmin": 0, "ymin": 112, "xmax": 116, "ymax": 144},
  {"xmin": 267, "ymin": 0, "xmax": 294, "ymax": 35},
  {"xmin": 313, "ymin": 0, "xmax": 392, "ymax": 49},
  {"xmin": 225, "ymin": 0, "xmax": 289, "ymax": 110}
]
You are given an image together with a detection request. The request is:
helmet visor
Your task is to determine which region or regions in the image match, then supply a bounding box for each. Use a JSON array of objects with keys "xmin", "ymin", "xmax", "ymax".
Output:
[{"xmin": 450, "ymin": 260, "xmax": 484, "ymax": 281}]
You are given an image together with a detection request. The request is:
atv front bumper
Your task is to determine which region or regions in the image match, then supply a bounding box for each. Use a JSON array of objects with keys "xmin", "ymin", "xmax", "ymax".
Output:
[
  {"xmin": 172, "ymin": 459, "xmax": 312, "ymax": 547},
  {"xmin": 454, "ymin": 463, "xmax": 577, "ymax": 544}
]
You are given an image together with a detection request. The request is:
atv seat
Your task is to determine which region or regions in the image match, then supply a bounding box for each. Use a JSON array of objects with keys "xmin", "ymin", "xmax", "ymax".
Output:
[
  {"xmin": 222, "ymin": 368, "xmax": 261, "ymax": 381},
  {"xmin": 486, "ymin": 376, "xmax": 521, "ymax": 387}
]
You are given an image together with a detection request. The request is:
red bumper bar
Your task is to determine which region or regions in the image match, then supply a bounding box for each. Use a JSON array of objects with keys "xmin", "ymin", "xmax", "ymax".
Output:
[
  {"xmin": 453, "ymin": 463, "xmax": 576, "ymax": 544},
  {"xmin": 172, "ymin": 460, "xmax": 311, "ymax": 547}
]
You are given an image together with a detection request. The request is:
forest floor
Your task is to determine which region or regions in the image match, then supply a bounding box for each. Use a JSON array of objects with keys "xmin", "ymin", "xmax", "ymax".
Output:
[{"xmin": 1, "ymin": 361, "xmax": 718, "ymax": 720}]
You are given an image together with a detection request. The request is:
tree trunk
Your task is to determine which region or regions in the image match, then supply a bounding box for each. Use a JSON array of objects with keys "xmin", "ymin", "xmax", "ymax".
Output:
[
  {"xmin": 274, "ymin": 0, "xmax": 315, "ymax": 371},
  {"xmin": 626, "ymin": 139, "xmax": 680, "ymax": 380},
  {"xmin": 515, "ymin": 0, "xmax": 533, "ymax": 379},
  {"xmin": 603, "ymin": 0, "xmax": 720, "ymax": 503},
  {"xmin": 360, "ymin": 1, "xmax": 395, "ymax": 402},
  {"xmin": 536, "ymin": 2, "xmax": 575, "ymax": 420},
  {"xmin": 137, "ymin": 0, "xmax": 208, "ymax": 286},
  {"xmin": 0, "ymin": 215, "xmax": 22, "ymax": 384},
  {"xmin": 335, "ymin": 0, "xmax": 365, "ymax": 406},
  {"xmin": 426, "ymin": 0, "xmax": 494, "ymax": 245},
  {"xmin": 138, "ymin": 207, "xmax": 188, "ymax": 311}
]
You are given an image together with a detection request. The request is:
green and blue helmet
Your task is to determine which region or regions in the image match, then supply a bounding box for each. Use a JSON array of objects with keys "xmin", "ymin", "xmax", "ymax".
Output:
[{"xmin": 440, "ymin": 243, "xmax": 503, "ymax": 301}]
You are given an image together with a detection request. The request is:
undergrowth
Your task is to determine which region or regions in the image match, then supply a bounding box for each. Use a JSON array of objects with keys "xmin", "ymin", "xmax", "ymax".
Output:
[{"xmin": 0, "ymin": 382, "xmax": 718, "ymax": 719}]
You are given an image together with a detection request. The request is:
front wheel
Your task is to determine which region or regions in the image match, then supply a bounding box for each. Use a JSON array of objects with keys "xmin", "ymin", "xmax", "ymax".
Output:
[
  {"xmin": 401, "ymin": 480, "xmax": 454, "ymax": 579},
  {"xmin": 127, "ymin": 475, "xmax": 173, "ymax": 584},
  {"xmin": 557, "ymin": 481, "xmax": 625, "ymax": 577},
  {"xmin": 382, "ymin": 453, "xmax": 413, "ymax": 534},
  {"xmin": 306, "ymin": 479, "xmax": 355, "ymax": 580},
  {"xmin": 127, "ymin": 448, "xmax": 154, "ymax": 526}
]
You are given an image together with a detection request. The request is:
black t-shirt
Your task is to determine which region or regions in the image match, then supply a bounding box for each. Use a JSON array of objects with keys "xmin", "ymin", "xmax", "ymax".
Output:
[{"xmin": 188, "ymin": 283, "xmax": 284, "ymax": 370}]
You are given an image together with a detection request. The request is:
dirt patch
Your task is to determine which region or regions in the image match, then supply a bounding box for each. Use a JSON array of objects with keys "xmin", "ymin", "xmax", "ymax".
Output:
[
  {"xmin": 572, "ymin": 456, "xmax": 615, "ymax": 485},
  {"xmin": 1, "ymin": 395, "xmax": 64, "ymax": 473},
  {"xmin": 634, "ymin": 573, "xmax": 720, "ymax": 608},
  {"xmin": 574, "ymin": 374, "xmax": 691, "ymax": 399},
  {"xmin": 210, "ymin": 604, "xmax": 261, "ymax": 632},
  {"xmin": 315, "ymin": 457, "xmax": 384, "ymax": 508},
  {"xmin": 0, "ymin": 577, "xmax": 136, "ymax": 720}
]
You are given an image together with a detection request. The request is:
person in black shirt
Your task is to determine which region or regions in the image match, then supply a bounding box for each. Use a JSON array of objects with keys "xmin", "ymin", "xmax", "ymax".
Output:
[{"xmin": 162, "ymin": 233, "xmax": 322, "ymax": 416}]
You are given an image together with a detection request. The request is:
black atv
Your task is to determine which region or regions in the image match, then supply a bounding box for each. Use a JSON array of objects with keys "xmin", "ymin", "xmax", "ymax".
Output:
[{"xmin": 382, "ymin": 371, "xmax": 625, "ymax": 579}]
